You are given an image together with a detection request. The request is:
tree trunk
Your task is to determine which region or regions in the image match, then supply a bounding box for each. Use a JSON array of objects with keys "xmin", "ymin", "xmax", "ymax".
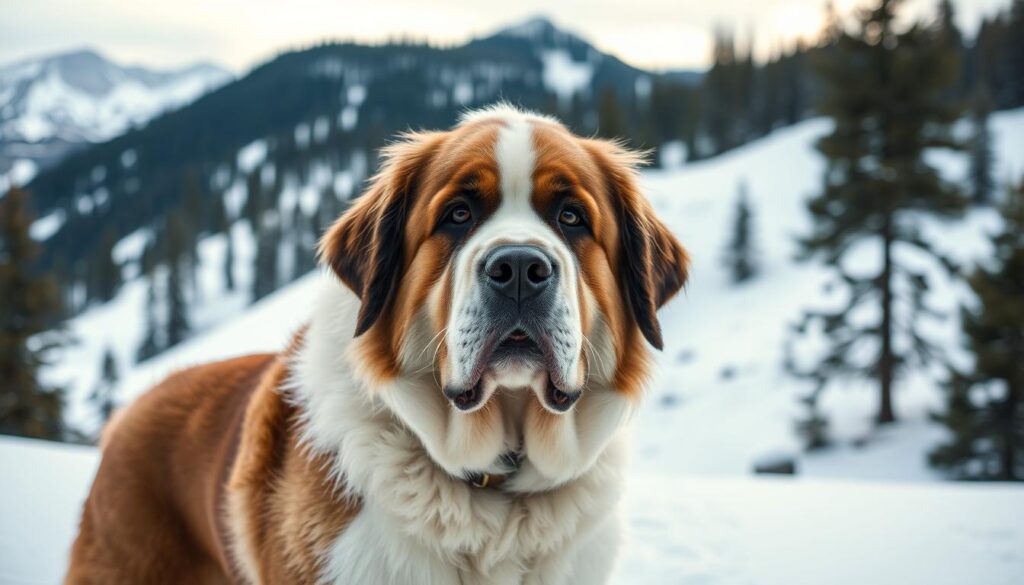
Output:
[
  {"xmin": 1002, "ymin": 382, "xmax": 1018, "ymax": 481},
  {"xmin": 878, "ymin": 223, "xmax": 896, "ymax": 424}
]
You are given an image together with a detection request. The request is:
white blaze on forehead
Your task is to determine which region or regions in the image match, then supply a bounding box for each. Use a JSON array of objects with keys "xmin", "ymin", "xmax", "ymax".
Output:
[{"xmin": 495, "ymin": 116, "xmax": 536, "ymax": 213}]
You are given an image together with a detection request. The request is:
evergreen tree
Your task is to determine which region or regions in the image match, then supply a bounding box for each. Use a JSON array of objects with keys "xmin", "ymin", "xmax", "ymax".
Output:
[
  {"xmin": 90, "ymin": 347, "xmax": 118, "ymax": 423},
  {"xmin": 0, "ymin": 188, "xmax": 65, "ymax": 440},
  {"xmin": 215, "ymin": 192, "xmax": 236, "ymax": 291},
  {"xmin": 596, "ymin": 89, "xmax": 629, "ymax": 143},
  {"xmin": 140, "ymin": 239, "xmax": 157, "ymax": 276},
  {"xmin": 703, "ymin": 28, "xmax": 739, "ymax": 153},
  {"xmin": 252, "ymin": 213, "xmax": 280, "ymax": 302},
  {"xmin": 724, "ymin": 180, "xmax": 758, "ymax": 283},
  {"xmin": 91, "ymin": 228, "xmax": 121, "ymax": 303},
  {"xmin": 1011, "ymin": 0, "xmax": 1024, "ymax": 106},
  {"xmin": 935, "ymin": 0, "xmax": 965, "ymax": 99},
  {"xmin": 224, "ymin": 228, "xmax": 236, "ymax": 291},
  {"xmin": 796, "ymin": 386, "xmax": 831, "ymax": 450},
  {"xmin": 210, "ymin": 189, "xmax": 229, "ymax": 235},
  {"xmin": 164, "ymin": 212, "xmax": 191, "ymax": 348},
  {"xmin": 792, "ymin": 0, "xmax": 966, "ymax": 425},
  {"xmin": 930, "ymin": 178, "xmax": 1024, "ymax": 481},
  {"xmin": 968, "ymin": 86, "xmax": 995, "ymax": 206},
  {"xmin": 244, "ymin": 170, "xmax": 264, "ymax": 227},
  {"xmin": 135, "ymin": 275, "xmax": 161, "ymax": 362}
]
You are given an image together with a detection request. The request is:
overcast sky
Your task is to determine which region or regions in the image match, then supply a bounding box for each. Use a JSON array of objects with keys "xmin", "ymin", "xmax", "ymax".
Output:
[{"xmin": 0, "ymin": 0, "xmax": 1011, "ymax": 73}]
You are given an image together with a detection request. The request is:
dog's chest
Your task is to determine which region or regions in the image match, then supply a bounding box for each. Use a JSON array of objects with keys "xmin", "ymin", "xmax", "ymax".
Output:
[{"xmin": 318, "ymin": 500, "xmax": 529, "ymax": 585}]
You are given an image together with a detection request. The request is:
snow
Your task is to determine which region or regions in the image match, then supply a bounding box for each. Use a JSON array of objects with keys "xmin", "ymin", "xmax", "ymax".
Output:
[
  {"xmin": 119, "ymin": 148, "xmax": 137, "ymax": 169},
  {"xmin": 0, "ymin": 437, "xmax": 99, "ymax": 585},
  {"xmin": 0, "ymin": 159, "xmax": 39, "ymax": 194},
  {"xmin": 2, "ymin": 436, "xmax": 1022, "ymax": 585},
  {"xmin": 236, "ymin": 139, "xmax": 267, "ymax": 174},
  {"xmin": 295, "ymin": 122, "xmax": 311, "ymax": 149},
  {"xmin": 0, "ymin": 53, "xmax": 230, "ymax": 144},
  {"xmin": 540, "ymin": 49, "xmax": 593, "ymax": 108},
  {"xmin": 29, "ymin": 210, "xmax": 64, "ymax": 241},
  {"xmin": 339, "ymin": 106, "xmax": 358, "ymax": 131},
  {"xmin": 453, "ymin": 80, "xmax": 474, "ymax": 106},
  {"xmin": 347, "ymin": 84, "xmax": 366, "ymax": 106},
  {"xmin": 499, "ymin": 17, "xmax": 551, "ymax": 41},
  {"xmin": 616, "ymin": 475, "xmax": 1024, "ymax": 585},
  {"xmin": 111, "ymin": 228, "xmax": 151, "ymax": 265},
  {"xmin": 659, "ymin": 141, "xmax": 687, "ymax": 169}
]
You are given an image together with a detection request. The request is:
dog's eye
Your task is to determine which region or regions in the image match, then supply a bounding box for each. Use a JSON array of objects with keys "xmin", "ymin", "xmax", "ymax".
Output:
[
  {"xmin": 448, "ymin": 204, "xmax": 472, "ymax": 225},
  {"xmin": 558, "ymin": 207, "xmax": 582, "ymax": 227}
]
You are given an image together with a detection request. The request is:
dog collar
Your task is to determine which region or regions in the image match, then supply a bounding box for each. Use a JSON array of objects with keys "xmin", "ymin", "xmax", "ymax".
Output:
[
  {"xmin": 466, "ymin": 450, "xmax": 521, "ymax": 489},
  {"xmin": 467, "ymin": 472, "xmax": 508, "ymax": 489}
]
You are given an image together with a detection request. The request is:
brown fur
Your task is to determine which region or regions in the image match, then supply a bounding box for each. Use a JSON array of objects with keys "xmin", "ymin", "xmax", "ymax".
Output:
[
  {"xmin": 65, "ymin": 332, "xmax": 359, "ymax": 584},
  {"xmin": 66, "ymin": 354, "xmax": 272, "ymax": 584}
]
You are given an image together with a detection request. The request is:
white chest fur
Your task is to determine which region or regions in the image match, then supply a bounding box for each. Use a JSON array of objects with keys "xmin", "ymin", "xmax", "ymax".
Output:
[{"xmin": 290, "ymin": 278, "xmax": 631, "ymax": 585}]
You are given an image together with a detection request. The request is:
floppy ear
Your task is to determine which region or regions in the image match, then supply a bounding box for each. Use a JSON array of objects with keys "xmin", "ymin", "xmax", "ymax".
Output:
[
  {"xmin": 319, "ymin": 132, "xmax": 445, "ymax": 336},
  {"xmin": 586, "ymin": 140, "xmax": 689, "ymax": 350}
]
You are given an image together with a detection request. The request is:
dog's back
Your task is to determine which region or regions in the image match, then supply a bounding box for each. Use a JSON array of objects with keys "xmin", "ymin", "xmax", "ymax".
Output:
[{"xmin": 65, "ymin": 354, "xmax": 273, "ymax": 585}]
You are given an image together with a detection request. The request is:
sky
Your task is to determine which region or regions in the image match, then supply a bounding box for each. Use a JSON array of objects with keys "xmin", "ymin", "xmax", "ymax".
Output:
[{"xmin": 0, "ymin": 0, "xmax": 1012, "ymax": 73}]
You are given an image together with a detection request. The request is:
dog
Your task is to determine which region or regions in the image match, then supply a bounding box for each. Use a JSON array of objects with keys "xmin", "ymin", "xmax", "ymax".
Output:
[{"xmin": 65, "ymin": 104, "xmax": 689, "ymax": 585}]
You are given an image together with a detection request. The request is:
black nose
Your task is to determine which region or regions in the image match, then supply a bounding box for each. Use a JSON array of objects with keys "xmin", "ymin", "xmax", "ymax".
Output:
[{"xmin": 483, "ymin": 245, "xmax": 554, "ymax": 304}]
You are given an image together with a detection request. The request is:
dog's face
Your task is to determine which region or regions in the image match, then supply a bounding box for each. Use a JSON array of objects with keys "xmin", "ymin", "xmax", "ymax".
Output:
[{"xmin": 320, "ymin": 106, "xmax": 688, "ymax": 484}]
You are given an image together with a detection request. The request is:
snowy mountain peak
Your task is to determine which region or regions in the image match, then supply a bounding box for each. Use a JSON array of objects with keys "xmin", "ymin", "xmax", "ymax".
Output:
[
  {"xmin": 493, "ymin": 16, "xmax": 559, "ymax": 39},
  {"xmin": 0, "ymin": 48, "xmax": 232, "ymax": 176},
  {"xmin": 487, "ymin": 16, "xmax": 588, "ymax": 49}
]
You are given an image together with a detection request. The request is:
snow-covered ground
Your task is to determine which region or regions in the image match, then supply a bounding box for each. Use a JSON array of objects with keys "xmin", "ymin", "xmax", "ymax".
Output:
[
  {"xmin": 45, "ymin": 107, "xmax": 1024, "ymax": 483},
  {"xmin": 2, "ymin": 436, "xmax": 1021, "ymax": 585}
]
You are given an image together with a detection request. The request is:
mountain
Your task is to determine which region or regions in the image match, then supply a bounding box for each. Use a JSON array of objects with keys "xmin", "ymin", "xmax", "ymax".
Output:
[
  {"xmin": 23, "ymin": 17, "xmax": 702, "ymax": 273},
  {"xmin": 0, "ymin": 48, "xmax": 231, "ymax": 179}
]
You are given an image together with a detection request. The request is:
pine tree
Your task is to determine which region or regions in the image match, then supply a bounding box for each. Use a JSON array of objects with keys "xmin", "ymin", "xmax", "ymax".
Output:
[
  {"xmin": 596, "ymin": 89, "xmax": 629, "ymax": 143},
  {"xmin": 224, "ymin": 228, "xmax": 236, "ymax": 291},
  {"xmin": 91, "ymin": 228, "xmax": 121, "ymax": 303},
  {"xmin": 796, "ymin": 386, "xmax": 831, "ymax": 450},
  {"xmin": 792, "ymin": 0, "xmax": 966, "ymax": 425},
  {"xmin": 164, "ymin": 212, "xmax": 191, "ymax": 348},
  {"xmin": 140, "ymin": 239, "xmax": 157, "ymax": 276},
  {"xmin": 244, "ymin": 170, "xmax": 264, "ymax": 227},
  {"xmin": 215, "ymin": 192, "xmax": 236, "ymax": 291},
  {"xmin": 935, "ymin": 0, "xmax": 965, "ymax": 98},
  {"xmin": 724, "ymin": 180, "xmax": 758, "ymax": 283},
  {"xmin": 90, "ymin": 347, "xmax": 118, "ymax": 423},
  {"xmin": 252, "ymin": 213, "xmax": 280, "ymax": 302},
  {"xmin": 930, "ymin": 178, "xmax": 1024, "ymax": 481},
  {"xmin": 703, "ymin": 28, "xmax": 739, "ymax": 153},
  {"xmin": 968, "ymin": 86, "xmax": 995, "ymax": 206},
  {"xmin": 0, "ymin": 188, "xmax": 65, "ymax": 440},
  {"xmin": 135, "ymin": 275, "xmax": 161, "ymax": 362}
]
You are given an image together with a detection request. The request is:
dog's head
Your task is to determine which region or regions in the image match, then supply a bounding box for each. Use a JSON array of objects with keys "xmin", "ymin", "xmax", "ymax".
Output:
[{"xmin": 320, "ymin": 105, "xmax": 688, "ymax": 484}]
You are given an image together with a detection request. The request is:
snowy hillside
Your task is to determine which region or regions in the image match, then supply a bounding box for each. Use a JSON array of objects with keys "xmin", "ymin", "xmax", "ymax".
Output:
[
  {"xmin": 2, "ymin": 436, "xmax": 1022, "ymax": 585},
  {"xmin": 42, "ymin": 109, "xmax": 1024, "ymax": 481},
  {"xmin": 0, "ymin": 49, "xmax": 230, "ymax": 184}
]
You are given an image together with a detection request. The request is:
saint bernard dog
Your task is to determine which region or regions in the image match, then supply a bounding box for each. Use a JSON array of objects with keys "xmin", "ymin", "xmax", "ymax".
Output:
[{"xmin": 66, "ymin": 104, "xmax": 689, "ymax": 585}]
